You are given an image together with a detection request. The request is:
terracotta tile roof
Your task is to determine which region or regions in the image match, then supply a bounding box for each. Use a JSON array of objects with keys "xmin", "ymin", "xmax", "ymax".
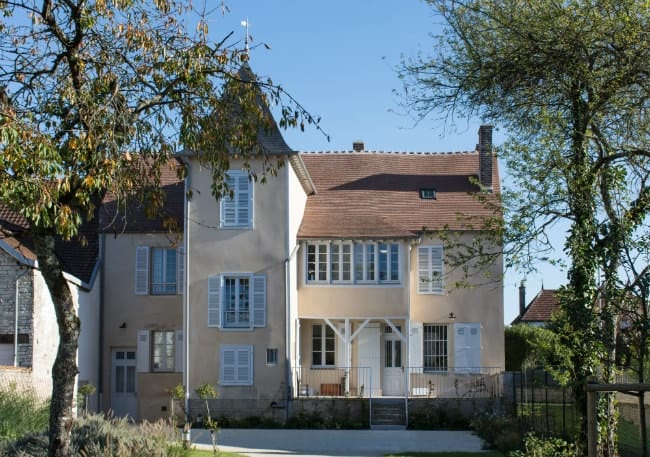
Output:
[
  {"xmin": 0, "ymin": 204, "xmax": 100, "ymax": 285},
  {"xmin": 99, "ymin": 159, "xmax": 184, "ymax": 233},
  {"xmin": 514, "ymin": 289, "xmax": 559, "ymax": 324},
  {"xmin": 297, "ymin": 151, "xmax": 500, "ymax": 239}
]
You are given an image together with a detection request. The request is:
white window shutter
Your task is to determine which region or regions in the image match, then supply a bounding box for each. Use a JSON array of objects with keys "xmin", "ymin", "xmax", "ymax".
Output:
[
  {"xmin": 135, "ymin": 246, "xmax": 149, "ymax": 295},
  {"xmin": 454, "ymin": 323, "xmax": 481, "ymax": 373},
  {"xmin": 136, "ymin": 330, "xmax": 150, "ymax": 372},
  {"xmin": 417, "ymin": 247, "xmax": 429, "ymax": 293},
  {"xmin": 176, "ymin": 245, "xmax": 184, "ymax": 296},
  {"xmin": 221, "ymin": 174, "xmax": 236, "ymax": 227},
  {"xmin": 252, "ymin": 274, "xmax": 266, "ymax": 328},
  {"xmin": 175, "ymin": 330, "xmax": 184, "ymax": 373},
  {"xmin": 409, "ymin": 321, "xmax": 423, "ymax": 373},
  {"xmin": 208, "ymin": 275, "xmax": 222, "ymax": 328},
  {"xmin": 431, "ymin": 246, "xmax": 444, "ymax": 292}
]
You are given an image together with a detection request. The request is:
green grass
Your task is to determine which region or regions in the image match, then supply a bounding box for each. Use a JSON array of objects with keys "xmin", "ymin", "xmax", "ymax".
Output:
[
  {"xmin": 0, "ymin": 384, "xmax": 49, "ymax": 443},
  {"xmin": 385, "ymin": 452, "xmax": 505, "ymax": 457},
  {"xmin": 186, "ymin": 450, "xmax": 248, "ymax": 457}
]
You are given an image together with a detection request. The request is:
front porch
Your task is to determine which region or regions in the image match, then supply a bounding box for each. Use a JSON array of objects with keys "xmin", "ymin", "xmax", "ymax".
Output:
[{"xmin": 291, "ymin": 365, "xmax": 503, "ymax": 399}]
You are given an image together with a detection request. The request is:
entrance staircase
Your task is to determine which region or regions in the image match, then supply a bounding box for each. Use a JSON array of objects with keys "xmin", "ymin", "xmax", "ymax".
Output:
[{"xmin": 370, "ymin": 398, "xmax": 406, "ymax": 429}]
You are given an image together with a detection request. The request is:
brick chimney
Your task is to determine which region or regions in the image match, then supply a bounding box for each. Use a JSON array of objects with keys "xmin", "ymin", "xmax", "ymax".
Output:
[
  {"xmin": 519, "ymin": 281, "xmax": 526, "ymax": 317},
  {"xmin": 352, "ymin": 140, "xmax": 364, "ymax": 152},
  {"xmin": 478, "ymin": 125, "xmax": 493, "ymax": 190}
]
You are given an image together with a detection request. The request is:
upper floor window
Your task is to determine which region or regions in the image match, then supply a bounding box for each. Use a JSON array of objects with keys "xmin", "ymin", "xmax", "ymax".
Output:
[
  {"xmin": 306, "ymin": 241, "xmax": 400, "ymax": 285},
  {"xmin": 220, "ymin": 171, "xmax": 253, "ymax": 229},
  {"xmin": 417, "ymin": 245, "xmax": 444, "ymax": 294},
  {"xmin": 207, "ymin": 273, "xmax": 266, "ymax": 329},
  {"xmin": 135, "ymin": 245, "xmax": 183, "ymax": 296}
]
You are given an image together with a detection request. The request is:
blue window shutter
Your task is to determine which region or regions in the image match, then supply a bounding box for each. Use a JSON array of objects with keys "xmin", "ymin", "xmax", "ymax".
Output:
[
  {"xmin": 252, "ymin": 274, "xmax": 266, "ymax": 328},
  {"xmin": 176, "ymin": 245, "xmax": 184, "ymax": 296},
  {"xmin": 135, "ymin": 246, "xmax": 149, "ymax": 295},
  {"xmin": 136, "ymin": 330, "xmax": 150, "ymax": 372},
  {"xmin": 208, "ymin": 275, "xmax": 222, "ymax": 328}
]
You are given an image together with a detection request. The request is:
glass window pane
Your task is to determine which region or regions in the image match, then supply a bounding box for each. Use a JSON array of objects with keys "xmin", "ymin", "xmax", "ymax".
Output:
[
  {"xmin": 318, "ymin": 245, "xmax": 327, "ymax": 281},
  {"xmin": 115, "ymin": 366, "xmax": 124, "ymax": 393},
  {"xmin": 126, "ymin": 366, "xmax": 136, "ymax": 393},
  {"xmin": 331, "ymin": 244, "xmax": 339, "ymax": 281},
  {"xmin": 307, "ymin": 245, "xmax": 316, "ymax": 281},
  {"xmin": 395, "ymin": 340, "xmax": 402, "ymax": 367},
  {"xmin": 366, "ymin": 244, "xmax": 375, "ymax": 280},
  {"xmin": 342, "ymin": 244, "xmax": 351, "ymax": 281},
  {"xmin": 390, "ymin": 245, "xmax": 399, "ymax": 281},
  {"xmin": 354, "ymin": 244, "xmax": 363, "ymax": 281},
  {"xmin": 325, "ymin": 351, "xmax": 335, "ymax": 366},
  {"xmin": 378, "ymin": 243, "xmax": 388, "ymax": 281}
]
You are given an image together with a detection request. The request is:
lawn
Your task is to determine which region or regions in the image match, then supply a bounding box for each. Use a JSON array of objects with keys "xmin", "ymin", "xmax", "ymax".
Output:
[{"xmin": 386, "ymin": 452, "xmax": 504, "ymax": 457}]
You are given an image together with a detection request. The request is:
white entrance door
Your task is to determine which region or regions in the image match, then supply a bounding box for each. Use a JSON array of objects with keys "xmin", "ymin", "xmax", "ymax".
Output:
[
  {"xmin": 382, "ymin": 326, "xmax": 404, "ymax": 396},
  {"xmin": 111, "ymin": 348, "xmax": 137, "ymax": 419},
  {"xmin": 357, "ymin": 324, "xmax": 381, "ymax": 397}
]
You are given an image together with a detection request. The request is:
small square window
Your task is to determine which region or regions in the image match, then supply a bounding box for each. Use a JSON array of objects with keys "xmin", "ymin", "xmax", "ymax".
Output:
[
  {"xmin": 266, "ymin": 348, "xmax": 278, "ymax": 365},
  {"xmin": 420, "ymin": 188, "xmax": 436, "ymax": 199}
]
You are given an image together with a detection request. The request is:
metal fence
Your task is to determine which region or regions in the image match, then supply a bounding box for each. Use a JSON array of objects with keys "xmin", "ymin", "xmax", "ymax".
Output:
[
  {"xmin": 407, "ymin": 367, "xmax": 503, "ymax": 398},
  {"xmin": 292, "ymin": 366, "xmax": 372, "ymax": 397},
  {"xmin": 506, "ymin": 369, "xmax": 650, "ymax": 457}
]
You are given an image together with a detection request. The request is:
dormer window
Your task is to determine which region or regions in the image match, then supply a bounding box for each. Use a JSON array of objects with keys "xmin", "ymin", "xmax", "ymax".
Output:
[{"xmin": 420, "ymin": 188, "xmax": 436, "ymax": 200}]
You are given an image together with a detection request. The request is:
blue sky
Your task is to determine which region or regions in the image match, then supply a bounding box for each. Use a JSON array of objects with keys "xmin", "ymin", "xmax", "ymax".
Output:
[{"xmin": 210, "ymin": 0, "xmax": 568, "ymax": 323}]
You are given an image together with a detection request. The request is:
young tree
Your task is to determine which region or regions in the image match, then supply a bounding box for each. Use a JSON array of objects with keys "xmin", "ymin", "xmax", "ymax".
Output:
[
  {"xmin": 0, "ymin": 1, "xmax": 320, "ymax": 455},
  {"xmin": 400, "ymin": 1, "xmax": 650, "ymax": 455}
]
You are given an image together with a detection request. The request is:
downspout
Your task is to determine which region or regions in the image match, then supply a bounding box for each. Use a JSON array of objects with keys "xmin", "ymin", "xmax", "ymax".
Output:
[
  {"xmin": 182, "ymin": 159, "xmax": 191, "ymax": 423},
  {"xmin": 98, "ymin": 234, "xmax": 106, "ymax": 410},
  {"xmin": 13, "ymin": 267, "xmax": 28, "ymax": 367},
  {"xmin": 284, "ymin": 244, "xmax": 299, "ymax": 420},
  {"xmin": 405, "ymin": 242, "xmax": 412, "ymax": 427}
]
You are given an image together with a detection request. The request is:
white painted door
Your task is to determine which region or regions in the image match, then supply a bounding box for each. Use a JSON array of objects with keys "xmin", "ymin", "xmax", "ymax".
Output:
[
  {"xmin": 111, "ymin": 349, "xmax": 137, "ymax": 419},
  {"xmin": 357, "ymin": 324, "xmax": 381, "ymax": 397},
  {"xmin": 454, "ymin": 323, "xmax": 481, "ymax": 372},
  {"xmin": 382, "ymin": 326, "xmax": 404, "ymax": 396}
]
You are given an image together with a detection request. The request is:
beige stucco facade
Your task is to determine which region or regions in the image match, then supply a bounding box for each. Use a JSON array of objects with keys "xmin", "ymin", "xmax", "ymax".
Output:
[
  {"xmin": 101, "ymin": 233, "xmax": 182, "ymax": 421},
  {"xmin": 185, "ymin": 158, "xmax": 291, "ymax": 408}
]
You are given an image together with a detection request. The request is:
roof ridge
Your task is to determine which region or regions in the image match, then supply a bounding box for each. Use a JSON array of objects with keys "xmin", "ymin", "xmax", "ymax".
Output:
[{"xmin": 299, "ymin": 150, "xmax": 477, "ymax": 155}]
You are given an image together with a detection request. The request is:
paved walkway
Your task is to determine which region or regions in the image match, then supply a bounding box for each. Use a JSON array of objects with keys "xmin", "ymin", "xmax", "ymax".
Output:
[{"xmin": 191, "ymin": 428, "xmax": 485, "ymax": 456}]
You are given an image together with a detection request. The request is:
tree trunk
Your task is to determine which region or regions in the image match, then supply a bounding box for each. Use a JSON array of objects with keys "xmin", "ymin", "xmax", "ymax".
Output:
[{"xmin": 33, "ymin": 231, "xmax": 80, "ymax": 457}]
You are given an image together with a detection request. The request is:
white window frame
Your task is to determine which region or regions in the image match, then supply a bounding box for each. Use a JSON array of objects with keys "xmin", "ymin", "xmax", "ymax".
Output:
[
  {"xmin": 417, "ymin": 245, "xmax": 444, "ymax": 294},
  {"xmin": 423, "ymin": 324, "xmax": 448, "ymax": 372},
  {"xmin": 151, "ymin": 330, "xmax": 175, "ymax": 372},
  {"xmin": 305, "ymin": 241, "xmax": 401, "ymax": 285},
  {"xmin": 306, "ymin": 242, "xmax": 329, "ymax": 283},
  {"xmin": 330, "ymin": 241, "xmax": 353, "ymax": 283},
  {"xmin": 311, "ymin": 323, "xmax": 336, "ymax": 368},
  {"xmin": 220, "ymin": 345, "xmax": 253, "ymax": 386},
  {"xmin": 150, "ymin": 248, "xmax": 177, "ymax": 295},
  {"xmin": 220, "ymin": 171, "xmax": 254, "ymax": 229}
]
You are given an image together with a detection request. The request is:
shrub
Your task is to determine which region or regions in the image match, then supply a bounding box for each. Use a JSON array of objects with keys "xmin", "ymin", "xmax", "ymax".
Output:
[
  {"xmin": 510, "ymin": 433, "xmax": 581, "ymax": 457},
  {"xmin": 0, "ymin": 414, "xmax": 188, "ymax": 457},
  {"xmin": 408, "ymin": 403, "xmax": 470, "ymax": 430},
  {"xmin": 471, "ymin": 411, "xmax": 529, "ymax": 453},
  {"xmin": 0, "ymin": 384, "xmax": 49, "ymax": 444}
]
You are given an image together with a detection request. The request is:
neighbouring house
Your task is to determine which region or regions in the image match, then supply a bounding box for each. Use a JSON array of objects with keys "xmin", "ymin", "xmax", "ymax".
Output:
[
  {"xmin": 510, "ymin": 283, "xmax": 559, "ymax": 327},
  {"xmin": 0, "ymin": 205, "xmax": 101, "ymax": 410}
]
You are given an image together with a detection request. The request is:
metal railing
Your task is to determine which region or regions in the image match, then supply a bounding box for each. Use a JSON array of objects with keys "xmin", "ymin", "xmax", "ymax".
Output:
[
  {"xmin": 291, "ymin": 366, "xmax": 503, "ymax": 399},
  {"xmin": 407, "ymin": 367, "xmax": 503, "ymax": 398},
  {"xmin": 292, "ymin": 366, "xmax": 372, "ymax": 398}
]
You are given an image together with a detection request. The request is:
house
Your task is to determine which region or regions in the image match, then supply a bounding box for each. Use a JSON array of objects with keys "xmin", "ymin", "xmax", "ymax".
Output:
[
  {"xmin": 0, "ymin": 205, "xmax": 101, "ymax": 410},
  {"xmin": 96, "ymin": 85, "xmax": 504, "ymax": 422},
  {"xmin": 510, "ymin": 283, "xmax": 559, "ymax": 327}
]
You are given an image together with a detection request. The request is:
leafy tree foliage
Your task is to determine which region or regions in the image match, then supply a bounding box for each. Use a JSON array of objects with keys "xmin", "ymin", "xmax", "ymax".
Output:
[
  {"xmin": 0, "ymin": 1, "xmax": 320, "ymax": 455},
  {"xmin": 400, "ymin": 1, "xmax": 650, "ymax": 455},
  {"xmin": 505, "ymin": 325, "xmax": 571, "ymax": 378}
]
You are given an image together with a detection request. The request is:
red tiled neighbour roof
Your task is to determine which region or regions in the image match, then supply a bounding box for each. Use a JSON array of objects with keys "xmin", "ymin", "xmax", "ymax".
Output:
[
  {"xmin": 297, "ymin": 151, "xmax": 500, "ymax": 239},
  {"xmin": 99, "ymin": 158, "xmax": 185, "ymax": 234},
  {"xmin": 514, "ymin": 289, "xmax": 559, "ymax": 324}
]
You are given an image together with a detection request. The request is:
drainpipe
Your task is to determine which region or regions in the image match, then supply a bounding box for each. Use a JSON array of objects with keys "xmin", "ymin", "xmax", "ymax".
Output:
[
  {"xmin": 405, "ymin": 242, "xmax": 412, "ymax": 427},
  {"xmin": 182, "ymin": 159, "xmax": 191, "ymax": 423},
  {"xmin": 284, "ymin": 243, "xmax": 299, "ymax": 421},
  {"xmin": 98, "ymin": 234, "xmax": 106, "ymax": 410},
  {"xmin": 14, "ymin": 267, "xmax": 28, "ymax": 367}
]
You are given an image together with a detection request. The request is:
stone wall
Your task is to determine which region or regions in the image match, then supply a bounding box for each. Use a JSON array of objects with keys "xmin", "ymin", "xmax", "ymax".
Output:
[{"xmin": 0, "ymin": 250, "xmax": 33, "ymax": 368}]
